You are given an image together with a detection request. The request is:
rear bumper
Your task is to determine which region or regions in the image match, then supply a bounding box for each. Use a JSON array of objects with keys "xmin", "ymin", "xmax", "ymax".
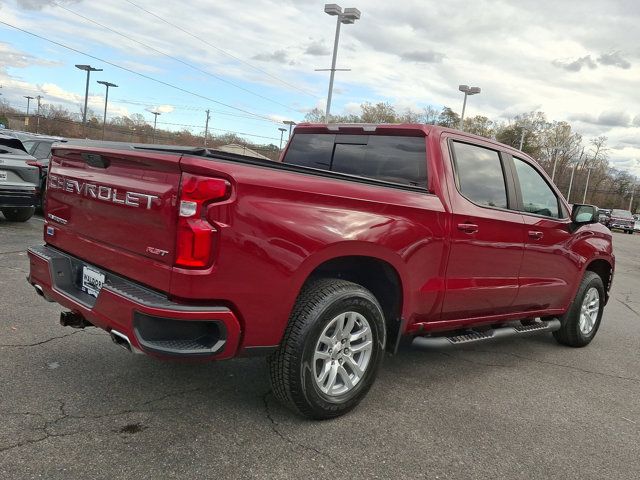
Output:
[
  {"xmin": 0, "ymin": 186, "xmax": 38, "ymax": 207},
  {"xmin": 27, "ymin": 244, "xmax": 241, "ymax": 360}
]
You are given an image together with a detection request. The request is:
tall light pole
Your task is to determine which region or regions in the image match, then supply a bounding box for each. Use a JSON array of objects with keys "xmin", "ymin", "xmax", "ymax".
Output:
[
  {"xmin": 24, "ymin": 95, "xmax": 34, "ymax": 130},
  {"xmin": 283, "ymin": 120, "xmax": 296, "ymax": 139},
  {"xmin": 320, "ymin": 4, "xmax": 361, "ymax": 123},
  {"xmin": 566, "ymin": 162, "xmax": 577, "ymax": 203},
  {"xmin": 151, "ymin": 111, "xmax": 161, "ymax": 144},
  {"xmin": 278, "ymin": 127, "xmax": 287, "ymax": 151},
  {"xmin": 35, "ymin": 95, "xmax": 42, "ymax": 134},
  {"xmin": 630, "ymin": 185, "xmax": 636, "ymax": 211},
  {"xmin": 97, "ymin": 80, "xmax": 118, "ymax": 140},
  {"xmin": 458, "ymin": 84, "xmax": 481, "ymax": 130},
  {"xmin": 583, "ymin": 166, "xmax": 594, "ymax": 204},
  {"xmin": 75, "ymin": 64, "xmax": 103, "ymax": 138}
]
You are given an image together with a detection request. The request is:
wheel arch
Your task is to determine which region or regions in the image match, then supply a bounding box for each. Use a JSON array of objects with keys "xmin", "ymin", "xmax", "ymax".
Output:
[
  {"xmin": 584, "ymin": 258, "xmax": 613, "ymax": 304},
  {"xmin": 292, "ymin": 247, "xmax": 407, "ymax": 353}
]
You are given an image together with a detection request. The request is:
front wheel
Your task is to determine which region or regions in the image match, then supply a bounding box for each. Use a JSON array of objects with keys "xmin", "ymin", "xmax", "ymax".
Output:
[
  {"xmin": 553, "ymin": 271, "xmax": 604, "ymax": 347},
  {"xmin": 268, "ymin": 278, "xmax": 386, "ymax": 419},
  {"xmin": 1, "ymin": 207, "xmax": 35, "ymax": 222}
]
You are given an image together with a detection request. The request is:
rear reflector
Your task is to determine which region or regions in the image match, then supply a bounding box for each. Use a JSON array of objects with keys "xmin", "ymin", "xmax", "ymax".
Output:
[{"xmin": 175, "ymin": 174, "xmax": 230, "ymax": 268}]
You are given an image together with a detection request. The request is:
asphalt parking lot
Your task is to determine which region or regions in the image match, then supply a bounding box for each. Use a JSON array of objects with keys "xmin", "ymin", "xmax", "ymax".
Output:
[{"xmin": 1, "ymin": 215, "xmax": 639, "ymax": 480}]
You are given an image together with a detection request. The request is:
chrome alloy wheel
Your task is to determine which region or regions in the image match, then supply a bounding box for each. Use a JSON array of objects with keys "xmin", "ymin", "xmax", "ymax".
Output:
[
  {"xmin": 579, "ymin": 287, "xmax": 600, "ymax": 335},
  {"xmin": 313, "ymin": 312, "xmax": 373, "ymax": 396}
]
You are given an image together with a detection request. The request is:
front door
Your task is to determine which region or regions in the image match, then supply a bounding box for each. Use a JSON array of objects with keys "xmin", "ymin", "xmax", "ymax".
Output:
[{"xmin": 509, "ymin": 156, "xmax": 576, "ymax": 311}]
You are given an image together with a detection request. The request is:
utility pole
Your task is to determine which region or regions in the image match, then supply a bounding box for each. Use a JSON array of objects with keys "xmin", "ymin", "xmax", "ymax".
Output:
[
  {"xmin": 75, "ymin": 64, "xmax": 103, "ymax": 138},
  {"xmin": 35, "ymin": 95, "xmax": 42, "ymax": 134},
  {"xmin": 97, "ymin": 81, "xmax": 118, "ymax": 140},
  {"xmin": 278, "ymin": 127, "xmax": 287, "ymax": 151},
  {"xmin": 630, "ymin": 185, "xmax": 636, "ymax": 212},
  {"xmin": 283, "ymin": 120, "xmax": 296, "ymax": 139},
  {"xmin": 151, "ymin": 111, "xmax": 161, "ymax": 144},
  {"xmin": 204, "ymin": 109, "xmax": 211, "ymax": 147},
  {"xmin": 24, "ymin": 96, "xmax": 34, "ymax": 130},
  {"xmin": 583, "ymin": 166, "xmax": 594, "ymax": 204}
]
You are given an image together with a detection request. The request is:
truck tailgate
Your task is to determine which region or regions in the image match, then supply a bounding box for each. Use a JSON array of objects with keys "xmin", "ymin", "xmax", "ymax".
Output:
[{"xmin": 45, "ymin": 146, "xmax": 182, "ymax": 292}]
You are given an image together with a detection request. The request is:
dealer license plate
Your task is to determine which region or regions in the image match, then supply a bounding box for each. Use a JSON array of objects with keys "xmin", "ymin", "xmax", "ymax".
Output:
[
  {"xmin": 82, "ymin": 266, "xmax": 105, "ymax": 298},
  {"xmin": 0, "ymin": 170, "xmax": 7, "ymax": 181}
]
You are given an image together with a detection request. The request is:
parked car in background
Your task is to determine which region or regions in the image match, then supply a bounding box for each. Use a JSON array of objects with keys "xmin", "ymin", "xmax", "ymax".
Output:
[
  {"xmin": 634, "ymin": 219, "xmax": 640, "ymax": 233},
  {"xmin": 20, "ymin": 135, "xmax": 66, "ymax": 210},
  {"xmin": 607, "ymin": 209, "xmax": 635, "ymax": 234},
  {"xmin": 0, "ymin": 134, "xmax": 39, "ymax": 222},
  {"xmin": 598, "ymin": 209, "xmax": 611, "ymax": 226}
]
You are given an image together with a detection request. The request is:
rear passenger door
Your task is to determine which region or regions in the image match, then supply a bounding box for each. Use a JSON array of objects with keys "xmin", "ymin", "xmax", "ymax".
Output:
[
  {"xmin": 441, "ymin": 138, "xmax": 525, "ymax": 320},
  {"xmin": 508, "ymin": 156, "xmax": 576, "ymax": 311}
]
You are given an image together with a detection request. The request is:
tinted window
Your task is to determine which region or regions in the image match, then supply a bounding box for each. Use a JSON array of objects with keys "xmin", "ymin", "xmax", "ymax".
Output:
[
  {"xmin": 33, "ymin": 141, "xmax": 53, "ymax": 159},
  {"xmin": 284, "ymin": 134, "xmax": 427, "ymax": 187},
  {"xmin": 513, "ymin": 157, "xmax": 559, "ymax": 218},
  {"xmin": 22, "ymin": 140, "xmax": 36, "ymax": 153},
  {"xmin": 284, "ymin": 133, "xmax": 335, "ymax": 169},
  {"xmin": 451, "ymin": 142, "xmax": 507, "ymax": 208}
]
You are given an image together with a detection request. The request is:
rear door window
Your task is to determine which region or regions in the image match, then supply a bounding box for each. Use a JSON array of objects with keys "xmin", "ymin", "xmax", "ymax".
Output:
[
  {"xmin": 284, "ymin": 133, "xmax": 427, "ymax": 187},
  {"xmin": 451, "ymin": 141, "xmax": 508, "ymax": 209}
]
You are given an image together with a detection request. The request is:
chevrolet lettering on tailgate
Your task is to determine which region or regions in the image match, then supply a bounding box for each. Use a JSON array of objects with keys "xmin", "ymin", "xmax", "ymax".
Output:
[{"xmin": 48, "ymin": 174, "xmax": 158, "ymax": 209}]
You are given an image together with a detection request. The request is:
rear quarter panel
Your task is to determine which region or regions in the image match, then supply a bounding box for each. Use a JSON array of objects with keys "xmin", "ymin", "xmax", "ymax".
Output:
[{"xmin": 176, "ymin": 152, "xmax": 449, "ymax": 348}]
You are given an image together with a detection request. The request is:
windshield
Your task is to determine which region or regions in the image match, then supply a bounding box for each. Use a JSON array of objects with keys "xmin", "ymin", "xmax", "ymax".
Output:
[{"xmin": 611, "ymin": 209, "xmax": 633, "ymax": 218}]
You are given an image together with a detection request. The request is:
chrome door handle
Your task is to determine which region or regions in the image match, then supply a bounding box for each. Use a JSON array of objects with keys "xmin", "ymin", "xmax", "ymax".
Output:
[
  {"xmin": 457, "ymin": 223, "xmax": 479, "ymax": 234},
  {"xmin": 528, "ymin": 230, "xmax": 544, "ymax": 240}
]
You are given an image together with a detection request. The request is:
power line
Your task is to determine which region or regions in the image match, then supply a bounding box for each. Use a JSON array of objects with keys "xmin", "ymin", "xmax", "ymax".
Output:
[
  {"xmin": 53, "ymin": 2, "xmax": 301, "ymax": 113},
  {"xmin": 123, "ymin": 0, "xmax": 318, "ymax": 99},
  {"xmin": 156, "ymin": 121, "xmax": 280, "ymax": 141},
  {"xmin": 0, "ymin": 105, "xmax": 280, "ymax": 141},
  {"xmin": 0, "ymin": 19, "xmax": 280, "ymax": 123}
]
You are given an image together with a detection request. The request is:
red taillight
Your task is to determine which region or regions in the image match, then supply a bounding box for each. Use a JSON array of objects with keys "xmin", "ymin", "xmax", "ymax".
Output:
[{"xmin": 175, "ymin": 174, "xmax": 230, "ymax": 268}]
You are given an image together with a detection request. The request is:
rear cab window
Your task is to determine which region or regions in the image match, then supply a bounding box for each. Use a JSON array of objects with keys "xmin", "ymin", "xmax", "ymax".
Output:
[{"xmin": 283, "ymin": 133, "xmax": 427, "ymax": 188}]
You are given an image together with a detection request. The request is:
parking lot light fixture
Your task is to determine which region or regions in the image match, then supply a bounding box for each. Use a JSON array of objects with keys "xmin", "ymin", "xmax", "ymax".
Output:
[
  {"xmin": 75, "ymin": 64, "xmax": 103, "ymax": 137},
  {"xmin": 458, "ymin": 84, "xmax": 481, "ymax": 130},
  {"xmin": 97, "ymin": 81, "xmax": 118, "ymax": 140},
  {"xmin": 321, "ymin": 4, "xmax": 361, "ymax": 123}
]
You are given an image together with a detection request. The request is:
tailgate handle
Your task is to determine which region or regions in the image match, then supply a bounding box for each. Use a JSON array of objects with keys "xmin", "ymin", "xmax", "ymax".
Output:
[{"xmin": 82, "ymin": 153, "xmax": 110, "ymax": 169}]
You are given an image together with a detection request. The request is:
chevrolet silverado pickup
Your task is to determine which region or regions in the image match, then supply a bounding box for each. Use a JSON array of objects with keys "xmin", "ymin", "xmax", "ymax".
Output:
[{"xmin": 28, "ymin": 124, "xmax": 614, "ymax": 419}]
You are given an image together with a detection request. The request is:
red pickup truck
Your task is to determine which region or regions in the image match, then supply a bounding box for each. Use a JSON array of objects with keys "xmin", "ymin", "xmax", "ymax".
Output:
[{"xmin": 28, "ymin": 124, "xmax": 614, "ymax": 419}]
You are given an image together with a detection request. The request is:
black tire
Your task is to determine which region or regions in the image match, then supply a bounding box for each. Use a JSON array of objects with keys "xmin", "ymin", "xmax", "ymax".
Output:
[
  {"xmin": 1, "ymin": 207, "xmax": 35, "ymax": 222},
  {"xmin": 553, "ymin": 271, "xmax": 604, "ymax": 348},
  {"xmin": 268, "ymin": 278, "xmax": 386, "ymax": 420}
]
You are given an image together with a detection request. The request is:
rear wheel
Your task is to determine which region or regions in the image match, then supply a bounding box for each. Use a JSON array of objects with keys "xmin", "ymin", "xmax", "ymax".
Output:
[
  {"xmin": 268, "ymin": 278, "xmax": 386, "ymax": 419},
  {"xmin": 553, "ymin": 271, "xmax": 604, "ymax": 347},
  {"xmin": 1, "ymin": 207, "xmax": 35, "ymax": 222}
]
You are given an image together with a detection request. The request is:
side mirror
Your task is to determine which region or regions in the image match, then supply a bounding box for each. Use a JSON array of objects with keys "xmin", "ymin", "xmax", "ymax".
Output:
[{"xmin": 571, "ymin": 204, "xmax": 598, "ymax": 225}]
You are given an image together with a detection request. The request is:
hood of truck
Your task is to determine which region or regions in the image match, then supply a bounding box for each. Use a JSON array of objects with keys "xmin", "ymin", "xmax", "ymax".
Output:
[{"xmin": 44, "ymin": 146, "xmax": 183, "ymax": 292}]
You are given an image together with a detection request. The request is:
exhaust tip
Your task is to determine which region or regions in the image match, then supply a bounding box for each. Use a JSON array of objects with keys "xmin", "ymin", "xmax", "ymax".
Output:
[
  {"xmin": 34, "ymin": 284, "xmax": 44, "ymax": 297},
  {"xmin": 110, "ymin": 329, "xmax": 132, "ymax": 352}
]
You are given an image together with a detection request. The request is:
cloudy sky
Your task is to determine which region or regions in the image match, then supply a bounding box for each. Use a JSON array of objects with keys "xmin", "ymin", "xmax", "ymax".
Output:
[{"xmin": 0, "ymin": 0, "xmax": 639, "ymax": 174}]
